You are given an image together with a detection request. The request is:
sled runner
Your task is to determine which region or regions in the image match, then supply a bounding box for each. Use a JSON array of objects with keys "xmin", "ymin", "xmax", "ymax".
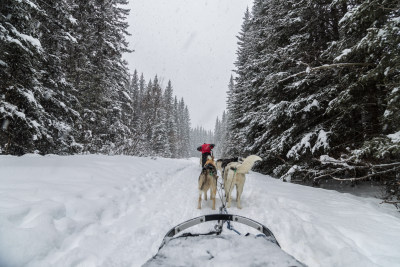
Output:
[{"xmin": 143, "ymin": 214, "xmax": 306, "ymax": 266}]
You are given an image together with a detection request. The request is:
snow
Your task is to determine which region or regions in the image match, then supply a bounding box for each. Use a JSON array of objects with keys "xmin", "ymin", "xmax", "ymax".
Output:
[
  {"xmin": 11, "ymin": 28, "xmax": 42, "ymax": 50},
  {"xmin": 334, "ymin": 48, "xmax": 351, "ymax": 61},
  {"xmin": 30, "ymin": 120, "xmax": 40, "ymax": 129},
  {"xmin": 287, "ymin": 130, "xmax": 330, "ymax": 159},
  {"xmin": 312, "ymin": 129, "xmax": 329, "ymax": 153},
  {"xmin": 286, "ymin": 132, "xmax": 313, "ymax": 159},
  {"xmin": 22, "ymin": 0, "xmax": 39, "ymax": 10},
  {"xmin": 6, "ymin": 36, "xmax": 27, "ymax": 52},
  {"xmin": 145, "ymin": 234, "xmax": 304, "ymax": 266},
  {"xmin": 22, "ymin": 90, "xmax": 38, "ymax": 106},
  {"xmin": 281, "ymin": 165, "xmax": 299, "ymax": 183},
  {"xmin": 122, "ymin": 91, "xmax": 132, "ymax": 101},
  {"xmin": 1, "ymin": 155, "xmax": 400, "ymax": 267},
  {"xmin": 3, "ymin": 102, "xmax": 26, "ymax": 119},
  {"xmin": 303, "ymin": 99, "xmax": 319, "ymax": 112},
  {"xmin": 320, "ymin": 154, "xmax": 340, "ymax": 163},
  {"xmin": 388, "ymin": 131, "xmax": 400, "ymax": 142},
  {"xmin": 384, "ymin": 109, "xmax": 392, "ymax": 117},
  {"xmin": 68, "ymin": 15, "xmax": 77, "ymax": 25},
  {"xmin": 64, "ymin": 33, "xmax": 77, "ymax": 43}
]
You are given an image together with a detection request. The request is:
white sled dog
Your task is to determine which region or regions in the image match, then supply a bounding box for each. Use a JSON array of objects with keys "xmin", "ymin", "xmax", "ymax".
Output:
[
  {"xmin": 216, "ymin": 157, "xmax": 239, "ymax": 174},
  {"xmin": 198, "ymin": 156, "xmax": 218, "ymax": 210},
  {"xmin": 223, "ymin": 155, "xmax": 262, "ymax": 209}
]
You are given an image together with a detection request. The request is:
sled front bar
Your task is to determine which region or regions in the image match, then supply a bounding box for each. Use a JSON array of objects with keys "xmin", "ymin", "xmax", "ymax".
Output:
[{"xmin": 164, "ymin": 214, "xmax": 278, "ymax": 242}]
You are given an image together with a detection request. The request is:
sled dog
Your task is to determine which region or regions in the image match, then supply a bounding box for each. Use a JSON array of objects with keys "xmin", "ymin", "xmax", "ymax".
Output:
[
  {"xmin": 216, "ymin": 157, "xmax": 239, "ymax": 173},
  {"xmin": 224, "ymin": 155, "xmax": 262, "ymax": 209},
  {"xmin": 216, "ymin": 157, "xmax": 240, "ymax": 183},
  {"xmin": 198, "ymin": 156, "xmax": 218, "ymax": 210}
]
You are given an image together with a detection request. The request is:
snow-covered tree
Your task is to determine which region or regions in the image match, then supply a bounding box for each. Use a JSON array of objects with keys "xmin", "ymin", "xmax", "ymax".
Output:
[
  {"xmin": 0, "ymin": 0, "xmax": 81, "ymax": 155},
  {"xmin": 164, "ymin": 81, "xmax": 178, "ymax": 158},
  {"xmin": 228, "ymin": 0, "xmax": 400, "ymax": 199}
]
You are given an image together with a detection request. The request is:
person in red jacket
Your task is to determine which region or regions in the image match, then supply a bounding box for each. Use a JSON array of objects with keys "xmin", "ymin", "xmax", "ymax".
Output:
[{"xmin": 197, "ymin": 143, "xmax": 215, "ymax": 167}]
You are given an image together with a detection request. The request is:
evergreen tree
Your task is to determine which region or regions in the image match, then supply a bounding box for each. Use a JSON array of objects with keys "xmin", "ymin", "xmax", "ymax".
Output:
[
  {"xmin": 141, "ymin": 79, "xmax": 153, "ymax": 154},
  {"xmin": 164, "ymin": 81, "xmax": 178, "ymax": 158},
  {"xmin": 150, "ymin": 76, "xmax": 169, "ymax": 156},
  {"xmin": 0, "ymin": 1, "xmax": 194, "ymax": 159},
  {"xmin": 225, "ymin": 75, "xmax": 241, "ymax": 157},
  {"xmin": 213, "ymin": 117, "xmax": 221, "ymax": 157},
  {"xmin": 38, "ymin": 0, "xmax": 82, "ymax": 154},
  {"xmin": 228, "ymin": 0, "xmax": 400, "ymax": 198},
  {"xmin": 182, "ymin": 105, "xmax": 191, "ymax": 157},
  {"xmin": 219, "ymin": 111, "xmax": 229, "ymax": 157},
  {"xmin": 0, "ymin": 0, "xmax": 79, "ymax": 155}
]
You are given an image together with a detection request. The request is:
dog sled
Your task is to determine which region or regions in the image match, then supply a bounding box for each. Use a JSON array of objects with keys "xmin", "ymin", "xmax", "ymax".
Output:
[{"xmin": 143, "ymin": 213, "xmax": 306, "ymax": 266}]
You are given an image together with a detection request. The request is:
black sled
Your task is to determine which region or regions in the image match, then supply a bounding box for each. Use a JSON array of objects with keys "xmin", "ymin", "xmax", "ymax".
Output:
[{"xmin": 143, "ymin": 213, "xmax": 306, "ymax": 266}]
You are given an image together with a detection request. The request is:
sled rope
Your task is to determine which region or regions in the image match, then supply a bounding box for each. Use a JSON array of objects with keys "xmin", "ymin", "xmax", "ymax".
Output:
[
  {"xmin": 216, "ymin": 180, "xmax": 226, "ymax": 206},
  {"xmin": 221, "ymin": 207, "xmax": 241, "ymax": 235},
  {"xmin": 216, "ymin": 168, "xmax": 237, "ymax": 208},
  {"xmin": 215, "ymin": 169, "xmax": 242, "ymax": 235}
]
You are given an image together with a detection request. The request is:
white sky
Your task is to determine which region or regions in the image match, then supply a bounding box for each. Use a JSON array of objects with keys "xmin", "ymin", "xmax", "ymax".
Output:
[{"xmin": 124, "ymin": 0, "xmax": 253, "ymax": 131}]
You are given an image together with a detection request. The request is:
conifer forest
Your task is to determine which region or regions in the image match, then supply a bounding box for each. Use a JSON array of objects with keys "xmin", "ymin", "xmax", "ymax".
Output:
[
  {"xmin": 0, "ymin": 0, "xmax": 191, "ymax": 158},
  {"xmin": 1, "ymin": 0, "xmax": 400, "ymax": 200}
]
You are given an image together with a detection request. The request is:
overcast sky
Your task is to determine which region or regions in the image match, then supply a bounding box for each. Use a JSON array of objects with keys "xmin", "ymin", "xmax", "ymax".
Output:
[{"xmin": 124, "ymin": 0, "xmax": 253, "ymax": 131}]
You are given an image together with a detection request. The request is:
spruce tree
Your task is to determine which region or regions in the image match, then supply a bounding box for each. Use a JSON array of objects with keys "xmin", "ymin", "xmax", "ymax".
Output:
[
  {"xmin": 0, "ymin": 0, "xmax": 65, "ymax": 155},
  {"xmin": 164, "ymin": 81, "xmax": 177, "ymax": 158},
  {"xmin": 229, "ymin": 0, "xmax": 400, "ymax": 197}
]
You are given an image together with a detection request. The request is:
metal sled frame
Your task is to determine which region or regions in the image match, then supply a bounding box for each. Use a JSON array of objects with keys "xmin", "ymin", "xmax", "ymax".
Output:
[{"xmin": 160, "ymin": 214, "xmax": 280, "ymax": 248}]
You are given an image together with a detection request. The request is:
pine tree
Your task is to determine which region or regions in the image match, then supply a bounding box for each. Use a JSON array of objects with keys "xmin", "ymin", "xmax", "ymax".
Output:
[
  {"xmin": 219, "ymin": 111, "xmax": 228, "ymax": 158},
  {"xmin": 225, "ymin": 75, "xmax": 241, "ymax": 157},
  {"xmin": 141, "ymin": 79, "xmax": 153, "ymax": 154},
  {"xmin": 182, "ymin": 105, "xmax": 191, "ymax": 157},
  {"xmin": 213, "ymin": 117, "xmax": 221, "ymax": 157},
  {"xmin": 229, "ymin": 0, "xmax": 400, "ymax": 197},
  {"xmin": 69, "ymin": 0, "xmax": 131, "ymax": 154},
  {"xmin": 150, "ymin": 76, "xmax": 169, "ymax": 156},
  {"xmin": 0, "ymin": 0, "xmax": 70, "ymax": 155},
  {"xmin": 38, "ymin": 0, "xmax": 83, "ymax": 154},
  {"xmin": 0, "ymin": 1, "xmax": 195, "ymax": 160},
  {"xmin": 164, "ymin": 81, "xmax": 178, "ymax": 158}
]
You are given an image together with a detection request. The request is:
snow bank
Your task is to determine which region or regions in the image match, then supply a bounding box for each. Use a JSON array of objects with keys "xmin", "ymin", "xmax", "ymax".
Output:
[
  {"xmin": 388, "ymin": 131, "xmax": 400, "ymax": 142},
  {"xmin": 0, "ymin": 155, "xmax": 399, "ymax": 267}
]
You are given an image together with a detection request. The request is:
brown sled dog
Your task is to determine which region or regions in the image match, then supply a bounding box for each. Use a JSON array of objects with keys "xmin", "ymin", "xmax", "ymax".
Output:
[{"xmin": 198, "ymin": 156, "xmax": 218, "ymax": 210}]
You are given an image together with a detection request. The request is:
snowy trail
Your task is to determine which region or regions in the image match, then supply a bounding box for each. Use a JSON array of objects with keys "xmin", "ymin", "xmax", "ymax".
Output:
[{"xmin": 1, "ymin": 155, "xmax": 400, "ymax": 267}]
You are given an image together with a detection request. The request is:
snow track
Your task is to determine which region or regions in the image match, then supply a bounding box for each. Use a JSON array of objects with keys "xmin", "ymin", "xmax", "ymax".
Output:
[{"xmin": 0, "ymin": 155, "xmax": 400, "ymax": 267}]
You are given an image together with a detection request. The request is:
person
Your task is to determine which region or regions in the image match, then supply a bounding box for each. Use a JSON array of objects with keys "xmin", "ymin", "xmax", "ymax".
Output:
[{"xmin": 197, "ymin": 143, "xmax": 215, "ymax": 167}]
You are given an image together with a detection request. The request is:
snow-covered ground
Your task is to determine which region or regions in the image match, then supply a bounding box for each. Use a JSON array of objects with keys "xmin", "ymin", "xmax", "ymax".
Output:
[{"xmin": 0, "ymin": 155, "xmax": 400, "ymax": 267}]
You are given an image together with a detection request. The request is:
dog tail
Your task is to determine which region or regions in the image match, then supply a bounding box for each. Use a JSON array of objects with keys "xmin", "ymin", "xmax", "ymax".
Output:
[
  {"xmin": 198, "ymin": 170, "xmax": 207, "ymax": 190},
  {"xmin": 236, "ymin": 155, "xmax": 262, "ymax": 174}
]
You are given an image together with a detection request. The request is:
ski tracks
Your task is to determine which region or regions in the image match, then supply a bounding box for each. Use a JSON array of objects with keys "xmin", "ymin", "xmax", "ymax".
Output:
[{"xmin": 100, "ymin": 160, "xmax": 199, "ymax": 266}]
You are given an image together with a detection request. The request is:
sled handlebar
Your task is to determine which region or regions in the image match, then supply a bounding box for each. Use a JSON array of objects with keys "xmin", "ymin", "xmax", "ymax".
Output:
[{"xmin": 161, "ymin": 214, "xmax": 280, "ymax": 248}]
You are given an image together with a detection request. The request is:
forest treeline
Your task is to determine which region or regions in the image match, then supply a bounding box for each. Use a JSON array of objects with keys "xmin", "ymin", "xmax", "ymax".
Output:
[
  {"xmin": 217, "ymin": 0, "xmax": 400, "ymax": 200},
  {"xmin": 0, "ymin": 0, "xmax": 191, "ymax": 157}
]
